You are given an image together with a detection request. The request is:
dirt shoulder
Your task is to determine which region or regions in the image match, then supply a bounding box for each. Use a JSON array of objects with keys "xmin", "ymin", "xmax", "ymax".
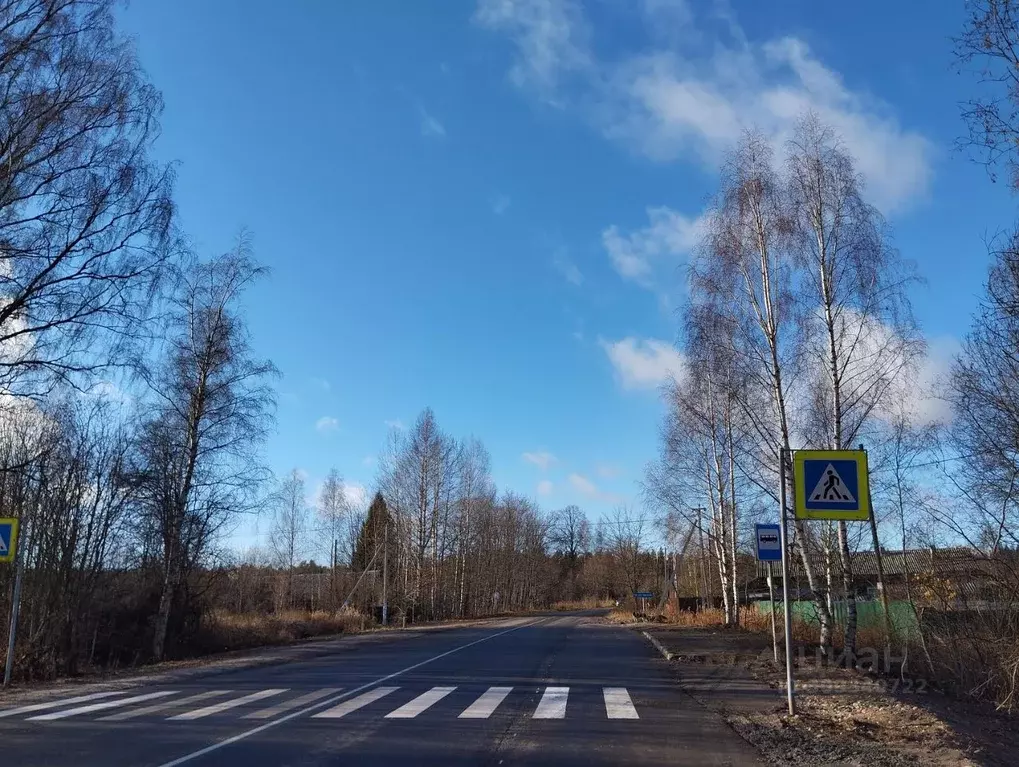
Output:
[
  {"xmin": 0, "ymin": 614, "xmax": 533, "ymax": 705},
  {"xmin": 637, "ymin": 624, "xmax": 1019, "ymax": 767}
]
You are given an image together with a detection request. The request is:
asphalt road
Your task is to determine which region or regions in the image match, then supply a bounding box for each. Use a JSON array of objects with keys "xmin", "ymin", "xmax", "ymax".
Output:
[{"xmin": 0, "ymin": 613, "xmax": 763, "ymax": 766}]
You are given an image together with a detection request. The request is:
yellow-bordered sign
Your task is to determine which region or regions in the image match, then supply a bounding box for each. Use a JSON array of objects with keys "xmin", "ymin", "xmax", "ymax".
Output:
[
  {"xmin": 793, "ymin": 450, "xmax": 870, "ymax": 521},
  {"xmin": 0, "ymin": 517, "xmax": 18, "ymax": 563}
]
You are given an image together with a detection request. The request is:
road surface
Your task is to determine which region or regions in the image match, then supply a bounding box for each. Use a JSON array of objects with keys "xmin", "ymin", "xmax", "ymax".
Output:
[{"xmin": 0, "ymin": 613, "xmax": 763, "ymax": 766}]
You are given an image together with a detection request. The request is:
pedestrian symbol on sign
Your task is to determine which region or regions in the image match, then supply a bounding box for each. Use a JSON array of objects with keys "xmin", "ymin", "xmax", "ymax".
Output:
[{"xmin": 809, "ymin": 464, "xmax": 856, "ymax": 503}]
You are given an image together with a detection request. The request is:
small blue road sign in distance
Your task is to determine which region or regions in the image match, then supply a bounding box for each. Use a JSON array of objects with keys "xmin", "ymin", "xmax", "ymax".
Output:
[
  {"xmin": 755, "ymin": 524, "xmax": 782, "ymax": 562},
  {"xmin": 633, "ymin": 592, "xmax": 653, "ymax": 599}
]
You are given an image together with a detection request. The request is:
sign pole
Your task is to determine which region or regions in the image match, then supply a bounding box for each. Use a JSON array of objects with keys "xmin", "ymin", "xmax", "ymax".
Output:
[
  {"xmin": 779, "ymin": 447, "xmax": 796, "ymax": 715},
  {"xmin": 4, "ymin": 524, "xmax": 24, "ymax": 687},
  {"xmin": 767, "ymin": 561, "xmax": 778, "ymax": 663}
]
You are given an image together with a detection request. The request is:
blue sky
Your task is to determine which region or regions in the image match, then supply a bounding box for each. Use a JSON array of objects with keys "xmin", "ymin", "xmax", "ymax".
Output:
[{"xmin": 117, "ymin": 1, "xmax": 1016, "ymax": 551}]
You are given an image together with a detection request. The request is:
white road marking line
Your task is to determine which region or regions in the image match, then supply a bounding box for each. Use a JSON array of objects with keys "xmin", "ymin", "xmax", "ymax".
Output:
[
  {"xmin": 155, "ymin": 619, "xmax": 538, "ymax": 767},
  {"xmin": 459, "ymin": 686, "xmax": 512, "ymax": 719},
  {"xmin": 0, "ymin": 691, "xmax": 130, "ymax": 719},
  {"xmin": 168, "ymin": 689, "xmax": 286, "ymax": 721},
  {"xmin": 100, "ymin": 691, "xmax": 233, "ymax": 721},
  {"xmin": 243, "ymin": 688, "xmax": 341, "ymax": 719},
  {"xmin": 385, "ymin": 686, "xmax": 456, "ymax": 719},
  {"xmin": 28, "ymin": 691, "xmax": 178, "ymax": 721},
  {"xmin": 533, "ymin": 686, "xmax": 569, "ymax": 719},
  {"xmin": 603, "ymin": 687, "xmax": 639, "ymax": 719},
  {"xmin": 312, "ymin": 687, "xmax": 398, "ymax": 719}
]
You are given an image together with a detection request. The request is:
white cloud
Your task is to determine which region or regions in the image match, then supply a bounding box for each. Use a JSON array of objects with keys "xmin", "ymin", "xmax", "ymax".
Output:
[
  {"xmin": 492, "ymin": 194, "xmax": 511, "ymax": 215},
  {"xmin": 420, "ymin": 107, "xmax": 446, "ymax": 138},
  {"xmin": 523, "ymin": 450, "xmax": 557, "ymax": 470},
  {"xmin": 362, "ymin": 454, "xmax": 376, "ymax": 467},
  {"xmin": 315, "ymin": 416, "xmax": 339, "ymax": 434},
  {"xmin": 602, "ymin": 206, "xmax": 705, "ymax": 286},
  {"xmin": 344, "ymin": 482, "xmax": 368, "ymax": 509},
  {"xmin": 596, "ymin": 463, "xmax": 621, "ymax": 479},
  {"xmin": 552, "ymin": 248, "xmax": 583, "ymax": 285},
  {"xmin": 385, "ymin": 419, "xmax": 405, "ymax": 431},
  {"xmin": 478, "ymin": 1, "xmax": 931, "ymax": 212},
  {"xmin": 537, "ymin": 479, "xmax": 554, "ymax": 496},
  {"xmin": 475, "ymin": 0, "xmax": 591, "ymax": 102},
  {"xmin": 601, "ymin": 336, "xmax": 686, "ymax": 390},
  {"xmin": 568, "ymin": 472, "xmax": 621, "ymax": 503}
]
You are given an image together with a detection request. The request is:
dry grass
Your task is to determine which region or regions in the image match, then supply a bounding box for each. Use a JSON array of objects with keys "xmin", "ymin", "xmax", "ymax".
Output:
[
  {"xmin": 606, "ymin": 608, "xmax": 639, "ymax": 624},
  {"xmin": 196, "ymin": 609, "xmax": 372, "ymax": 654},
  {"xmin": 551, "ymin": 598, "xmax": 617, "ymax": 611}
]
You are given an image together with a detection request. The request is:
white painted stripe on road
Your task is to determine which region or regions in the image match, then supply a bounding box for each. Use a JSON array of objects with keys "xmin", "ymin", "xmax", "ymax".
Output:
[
  {"xmin": 155, "ymin": 619, "xmax": 537, "ymax": 767},
  {"xmin": 533, "ymin": 686, "xmax": 569, "ymax": 719},
  {"xmin": 459, "ymin": 686, "xmax": 512, "ymax": 719},
  {"xmin": 385, "ymin": 686, "xmax": 456, "ymax": 719},
  {"xmin": 603, "ymin": 687, "xmax": 639, "ymax": 719},
  {"xmin": 28, "ymin": 691, "xmax": 178, "ymax": 721},
  {"xmin": 0, "ymin": 691, "xmax": 130, "ymax": 719},
  {"xmin": 312, "ymin": 687, "xmax": 398, "ymax": 719},
  {"xmin": 100, "ymin": 690, "xmax": 233, "ymax": 721},
  {"xmin": 243, "ymin": 688, "xmax": 341, "ymax": 719},
  {"xmin": 168, "ymin": 689, "xmax": 286, "ymax": 721}
]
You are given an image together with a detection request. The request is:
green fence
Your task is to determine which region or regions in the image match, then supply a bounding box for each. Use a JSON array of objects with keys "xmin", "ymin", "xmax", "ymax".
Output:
[{"xmin": 754, "ymin": 599, "xmax": 920, "ymax": 639}]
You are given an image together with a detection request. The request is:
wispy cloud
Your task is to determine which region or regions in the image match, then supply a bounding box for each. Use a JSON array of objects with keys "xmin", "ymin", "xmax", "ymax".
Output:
[
  {"xmin": 596, "ymin": 463, "xmax": 621, "ymax": 479},
  {"xmin": 601, "ymin": 336, "xmax": 685, "ymax": 391},
  {"xmin": 385, "ymin": 419, "xmax": 406, "ymax": 431},
  {"xmin": 477, "ymin": 0, "xmax": 931, "ymax": 212},
  {"xmin": 475, "ymin": 0, "xmax": 591, "ymax": 103},
  {"xmin": 315, "ymin": 416, "xmax": 340, "ymax": 434},
  {"xmin": 568, "ymin": 472, "xmax": 622, "ymax": 503},
  {"xmin": 420, "ymin": 106, "xmax": 447, "ymax": 138},
  {"xmin": 552, "ymin": 248, "xmax": 583, "ymax": 285},
  {"xmin": 310, "ymin": 377, "xmax": 331, "ymax": 392},
  {"xmin": 492, "ymin": 194, "xmax": 511, "ymax": 215},
  {"xmin": 537, "ymin": 479, "xmax": 554, "ymax": 496},
  {"xmin": 603, "ymin": 207, "xmax": 705, "ymax": 287},
  {"xmin": 523, "ymin": 450, "xmax": 557, "ymax": 470}
]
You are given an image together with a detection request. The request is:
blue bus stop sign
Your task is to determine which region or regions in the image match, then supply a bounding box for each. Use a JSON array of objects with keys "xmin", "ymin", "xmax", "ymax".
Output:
[{"xmin": 755, "ymin": 524, "xmax": 782, "ymax": 562}]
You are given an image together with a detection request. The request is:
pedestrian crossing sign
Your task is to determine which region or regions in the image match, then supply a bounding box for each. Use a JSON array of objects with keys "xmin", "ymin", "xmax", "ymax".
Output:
[
  {"xmin": 0, "ymin": 517, "xmax": 18, "ymax": 563},
  {"xmin": 793, "ymin": 450, "xmax": 870, "ymax": 521}
]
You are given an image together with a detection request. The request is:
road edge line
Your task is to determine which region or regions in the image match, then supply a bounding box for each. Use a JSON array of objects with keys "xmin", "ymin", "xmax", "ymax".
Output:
[{"xmin": 641, "ymin": 630, "xmax": 674, "ymax": 661}]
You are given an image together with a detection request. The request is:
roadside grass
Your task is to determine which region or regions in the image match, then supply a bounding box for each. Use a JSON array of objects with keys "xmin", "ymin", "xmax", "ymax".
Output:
[
  {"xmin": 551, "ymin": 598, "xmax": 617, "ymax": 611},
  {"xmin": 197, "ymin": 608, "xmax": 373, "ymax": 654}
]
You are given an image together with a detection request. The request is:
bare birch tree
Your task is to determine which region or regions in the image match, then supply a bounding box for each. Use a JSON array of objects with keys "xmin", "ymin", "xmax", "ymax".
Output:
[
  {"xmin": 703, "ymin": 130, "xmax": 835, "ymax": 648},
  {"xmin": 787, "ymin": 114, "xmax": 923, "ymax": 655},
  {"xmin": 134, "ymin": 242, "xmax": 276, "ymax": 660}
]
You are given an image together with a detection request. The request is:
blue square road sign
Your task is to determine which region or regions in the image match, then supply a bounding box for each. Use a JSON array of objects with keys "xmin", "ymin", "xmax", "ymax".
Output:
[
  {"xmin": 755, "ymin": 524, "xmax": 783, "ymax": 561},
  {"xmin": 0, "ymin": 518, "xmax": 18, "ymax": 563},
  {"xmin": 793, "ymin": 450, "xmax": 870, "ymax": 521}
]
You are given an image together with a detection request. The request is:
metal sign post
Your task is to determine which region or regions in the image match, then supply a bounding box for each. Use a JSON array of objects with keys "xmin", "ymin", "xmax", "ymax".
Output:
[
  {"xmin": 778, "ymin": 448, "xmax": 796, "ymax": 715},
  {"xmin": 1, "ymin": 518, "xmax": 22, "ymax": 687},
  {"xmin": 767, "ymin": 562, "xmax": 778, "ymax": 663}
]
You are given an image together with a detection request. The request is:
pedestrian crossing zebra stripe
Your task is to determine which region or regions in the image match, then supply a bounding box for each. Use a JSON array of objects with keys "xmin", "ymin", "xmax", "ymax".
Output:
[{"xmin": 4, "ymin": 684, "xmax": 642, "ymax": 723}]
